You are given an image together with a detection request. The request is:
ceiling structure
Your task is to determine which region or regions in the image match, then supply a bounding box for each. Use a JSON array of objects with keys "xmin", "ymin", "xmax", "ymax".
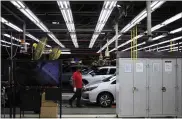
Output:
[{"xmin": 1, "ymin": 1, "xmax": 182, "ymax": 59}]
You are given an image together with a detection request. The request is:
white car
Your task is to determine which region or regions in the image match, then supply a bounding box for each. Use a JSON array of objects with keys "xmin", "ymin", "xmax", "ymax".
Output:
[
  {"xmin": 82, "ymin": 75, "xmax": 116, "ymax": 107},
  {"xmin": 82, "ymin": 66, "xmax": 116, "ymax": 85}
]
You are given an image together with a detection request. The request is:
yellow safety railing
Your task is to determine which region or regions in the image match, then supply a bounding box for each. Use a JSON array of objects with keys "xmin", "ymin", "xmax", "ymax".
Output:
[
  {"xmin": 131, "ymin": 25, "xmax": 138, "ymax": 60},
  {"xmin": 170, "ymin": 40, "xmax": 173, "ymax": 52}
]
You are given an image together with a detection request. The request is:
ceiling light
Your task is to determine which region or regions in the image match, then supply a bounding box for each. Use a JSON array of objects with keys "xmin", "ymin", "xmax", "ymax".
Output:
[
  {"xmin": 61, "ymin": 51, "xmax": 71, "ymax": 54},
  {"xmin": 1, "ymin": 44, "xmax": 11, "ymax": 47},
  {"xmin": 98, "ymin": 1, "xmax": 165, "ymax": 53},
  {"xmin": 57, "ymin": 1, "xmax": 78, "ymax": 48},
  {"xmin": 3, "ymin": 33, "xmax": 30, "ymax": 45},
  {"xmin": 1, "ymin": 17, "xmax": 51, "ymax": 47},
  {"xmin": 89, "ymin": 1, "xmax": 117, "ymax": 48},
  {"xmin": 151, "ymin": 1, "xmax": 165, "ymax": 11},
  {"xmin": 110, "ymin": 12, "xmax": 182, "ymax": 52},
  {"xmin": 153, "ymin": 43, "xmax": 178, "ymax": 50},
  {"xmin": 0, "ymin": 40, "xmax": 21, "ymax": 47},
  {"xmin": 163, "ymin": 12, "xmax": 182, "ymax": 25},
  {"xmin": 109, "ymin": 35, "xmax": 143, "ymax": 52},
  {"xmin": 25, "ymin": 34, "xmax": 39, "ymax": 42},
  {"xmin": 11, "ymin": 1, "xmax": 64, "ymax": 48},
  {"xmin": 159, "ymin": 47, "xmax": 178, "ymax": 52},
  {"xmin": 169, "ymin": 27, "xmax": 182, "ymax": 34},
  {"xmin": 152, "ymin": 35, "xmax": 166, "ymax": 41},
  {"xmin": 139, "ymin": 36, "xmax": 182, "ymax": 51},
  {"xmin": 1, "ymin": 17, "xmax": 23, "ymax": 32},
  {"xmin": 122, "ymin": 42, "xmax": 146, "ymax": 51}
]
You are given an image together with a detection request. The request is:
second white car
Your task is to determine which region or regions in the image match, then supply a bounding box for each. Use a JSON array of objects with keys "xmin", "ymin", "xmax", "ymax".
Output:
[{"xmin": 82, "ymin": 75, "xmax": 116, "ymax": 107}]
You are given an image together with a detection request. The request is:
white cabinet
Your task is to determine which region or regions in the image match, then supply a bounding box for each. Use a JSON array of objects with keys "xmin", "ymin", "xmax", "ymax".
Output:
[
  {"xmin": 117, "ymin": 58, "xmax": 182, "ymax": 117},
  {"xmin": 133, "ymin": 59, "xmax": 147, "ymax": 116},
  {"xmin": 148, "ymin": 59, "xmax": 163, "ymax": 115}
]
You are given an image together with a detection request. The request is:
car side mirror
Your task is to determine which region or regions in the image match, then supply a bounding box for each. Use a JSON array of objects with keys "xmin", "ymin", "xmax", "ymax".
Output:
[{"xmin": 91, "ymin": 73, "xmax": 95, "ymax": 77}]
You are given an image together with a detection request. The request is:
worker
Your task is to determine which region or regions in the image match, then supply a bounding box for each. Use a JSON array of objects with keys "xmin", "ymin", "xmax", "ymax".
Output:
[{"xmin": 69, "ymin": 66, "xmax": 83, "ymax": 107}]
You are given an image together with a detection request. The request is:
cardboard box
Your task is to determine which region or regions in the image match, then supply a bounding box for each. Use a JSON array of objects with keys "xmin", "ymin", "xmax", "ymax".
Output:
[
  {"xmin": 41, "ymin": 92, "xmax": 58, "ymax": 107},
  {"xmin": 40, "ymin": 106, "xmax": 58, "ymax": 118}
]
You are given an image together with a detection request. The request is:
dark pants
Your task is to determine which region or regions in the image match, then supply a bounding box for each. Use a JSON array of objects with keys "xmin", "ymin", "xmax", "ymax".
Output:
[{"xmin": 69, "ymin": 88, "xmax": 82, "ymax": 106}]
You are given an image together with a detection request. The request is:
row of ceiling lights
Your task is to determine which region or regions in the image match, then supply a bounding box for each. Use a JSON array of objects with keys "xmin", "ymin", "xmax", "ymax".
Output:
[
  {"xmin": 108, "ymin": 12, "xmax": 182, "ymax": 53},
  {"xmin": 97, "ymin": 1, "xmax": 170, "ymax": 53},
  {"xmin": 1, "ymin": 1, "xmax": 181, "ymax": 53},
  {"xmin": 89, "ymin": 1, "xmax": 117, "ymax": 48}
]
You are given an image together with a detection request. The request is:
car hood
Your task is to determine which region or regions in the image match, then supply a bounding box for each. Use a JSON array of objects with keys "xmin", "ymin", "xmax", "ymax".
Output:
[
  {"xmin": 82, "ymin": 74, "xmax": 92, "ymax": 78},
  {"xmin": 85, "ymin": 80, "xmax": 102, "ymax": 87}
]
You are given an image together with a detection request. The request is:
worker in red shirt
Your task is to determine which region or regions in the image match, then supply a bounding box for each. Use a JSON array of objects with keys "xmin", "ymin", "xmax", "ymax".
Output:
[{"xmin": 69, "ymin": 66, "xmax": 83, "ymax": 107}]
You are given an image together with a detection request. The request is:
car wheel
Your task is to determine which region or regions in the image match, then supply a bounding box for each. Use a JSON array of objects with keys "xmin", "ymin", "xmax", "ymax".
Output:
[{"xmin": 98, "ymin": 93, "xmax": 113, "ymax": 107}]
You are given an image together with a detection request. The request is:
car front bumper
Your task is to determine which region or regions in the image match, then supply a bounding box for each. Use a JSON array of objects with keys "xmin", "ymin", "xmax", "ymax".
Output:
[{"xmin": 82, "ymin": 90, "xmax": 97, "ymax": 103}]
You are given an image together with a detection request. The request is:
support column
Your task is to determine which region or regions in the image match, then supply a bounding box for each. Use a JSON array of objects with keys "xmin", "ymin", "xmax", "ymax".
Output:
[
  {"xmin": 147, "ymin": 1, "xmax": 152, "ymax": 41},
  {"xmin": 115, "ymin": 23, "xmax": 118, "ymax": 52},
  {"xmin": 23, "ymin": 23, "xmax": 27, "ymax": 52}
]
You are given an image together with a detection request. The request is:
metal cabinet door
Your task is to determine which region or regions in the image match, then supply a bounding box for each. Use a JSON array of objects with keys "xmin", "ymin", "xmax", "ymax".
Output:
[
  {"xmin": 162, "ymin": 59, "xmax": 176, "ymax": 115},
  {"xmin": 133, "ymin": 59, "xmax": 147, "ymax": 116},
  {"xmin": 177, "ymin": 58, "xmax": 182, "ymax": 116},
  {"xmin": 119, "ymin": 59, "xmax": 133, "ymax": 116},
  {"xmin": 148, "ymin": 59, "xmax": 163, "ymax": 115}
]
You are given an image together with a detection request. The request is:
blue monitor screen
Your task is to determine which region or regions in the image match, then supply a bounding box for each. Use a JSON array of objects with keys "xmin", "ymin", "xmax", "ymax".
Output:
[{"xmin": 15, "ymin": 60, "xmax": 61, "ymax": 86}]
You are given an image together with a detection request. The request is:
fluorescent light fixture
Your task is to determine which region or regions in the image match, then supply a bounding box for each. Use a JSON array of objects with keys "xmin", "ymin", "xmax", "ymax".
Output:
[
  {"xmin": 48, "ymin": 33, "xmax": 65, "ymax": 47},
  {"xmin": 122, "ymin": 42, "xmax": 146, "ymax": 51},
  {"xmin": 25, "ymin": 34, "xmax": 51, "ymax": 47},
  {"xmin": 89, "ymin": 1, "xmax": 117, "ymax": 48},
  {"xmin": 98, "ymin": 1, "xmax": 165, "ymax": 53},
  {"xmin": 3, "ymin": 33, "xmax": 30, "ymax": 45},
  {"xmin": 1, "ymin": 17, "xmax": 51, "ymax": 47},
  {"xmin": 169, "ymin": 27, "xmax": 182, "ymax": 34},
  {"xmin": 109, "ymin": 12, "xmax": 182, "ymax": 53},
  {"xmin": 61, "ymin": 52, "xmax": 71, "ymax": 54},
  {"xmin": 152, "ymin": 35, "xmax": 166, "ymax": 41},
  {"xmin": 1, "ymin": 17, "xmax": 23, "ymax": 32},
  {"xmin": 159, "ymin": 47, "xmax": 178, "ymax": 52},
  {"xmin": 25, "ymin": 34, "xmax": 39, "ymax": 42},
  {"xmin": 151, "ymin": 12, "xmax": 182, "ymax": 32},
  {"xmin": 11, "ymin": 1, "xmax": 26, "ymax": 9},
  {"xmin": 0, "ymin": 40, "xmax": 21, "ymax": 47},
  {"xmin": 57, "ymin": 1, "xmax": 78, "ymax": 48},
  {"xmin": 1, "ymin": 44, "xmax": 10, "ymax": 47},
  {"xmin": 151, "ymin": 1, "xmax": 165, "ymax": 11},
  {"xmin": 152, "ymin": 43, "xmax": 178, "ymax": 50},
  {"xmin": 138, "ymin": 36, "xmax": 182, "ymax": 51},
  {"xmin": 11, "ymin": 1, "xmax": 64, "ymax": 48},
  {"xmin": 109, "ymin": 34, "xmax": 143, "ymax": 52}
]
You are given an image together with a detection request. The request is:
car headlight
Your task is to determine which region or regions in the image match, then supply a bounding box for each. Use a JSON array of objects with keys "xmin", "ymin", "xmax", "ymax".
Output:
[{"xmin": 85, "ymin": 86, "xmax": 98, "ymax": 91}]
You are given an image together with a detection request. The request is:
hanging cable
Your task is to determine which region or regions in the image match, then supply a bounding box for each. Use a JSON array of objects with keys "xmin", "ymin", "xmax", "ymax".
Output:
[
  {"xmin": 12, "ymin": 34, "xmax": 20, "ymax": 58},
  {"xmin": 2, "ymin": 35, "xmax": 11, "ymax": 59}
]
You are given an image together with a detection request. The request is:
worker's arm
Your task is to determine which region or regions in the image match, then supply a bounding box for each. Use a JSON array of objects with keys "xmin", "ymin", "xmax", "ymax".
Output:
[
  {"xmin": 72, "ymin": 74, "xmax": 76, "ymax": 88},
  {"xmin": 72, "ymin": 79, "xmax": 76, "ymax": 88}
]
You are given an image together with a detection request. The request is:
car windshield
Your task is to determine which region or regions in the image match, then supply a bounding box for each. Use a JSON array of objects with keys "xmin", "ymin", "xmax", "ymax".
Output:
[
  {"xmin": 81, "ymin": 68, "xmax": 91, "ymax": 75},
  {"xmin": 102, "ymin": 74, "xmax": 116, "ymax": 82}
]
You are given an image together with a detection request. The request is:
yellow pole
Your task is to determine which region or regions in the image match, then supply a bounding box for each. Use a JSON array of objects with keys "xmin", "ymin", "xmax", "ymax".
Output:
[
  {"xmin": 135, "ymin": 25, "xmax": 138, "ymax": 60},
  {"xmin": 131, "ymin": 29, "xmax": 133, "ymax": 60},
  {"xmin": 170, "ymin": 40, "xmax": 173, "ymax": 52}
]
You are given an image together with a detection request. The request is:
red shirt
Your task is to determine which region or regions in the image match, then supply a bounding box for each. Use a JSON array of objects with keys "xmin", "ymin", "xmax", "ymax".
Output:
[{"xmin": 73, "ymin": 71, "xmax": 82, "ymax": 88}]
